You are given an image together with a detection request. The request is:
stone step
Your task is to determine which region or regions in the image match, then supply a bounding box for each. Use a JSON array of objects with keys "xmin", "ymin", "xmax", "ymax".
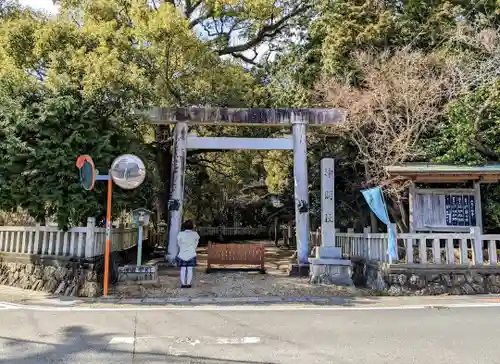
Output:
[
  {"xmin": 308, "ymin": 258, "xmax": 351, "ymax": 266},
  {"xmin": 314, "ymin": 247, "xmax": 342, "ymax": 259}
]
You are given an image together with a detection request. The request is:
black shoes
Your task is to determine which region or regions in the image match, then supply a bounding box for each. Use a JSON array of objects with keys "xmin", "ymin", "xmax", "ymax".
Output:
[{"xmin": 181, "ymin": 285, "xmax": 192, "ymax": 288}]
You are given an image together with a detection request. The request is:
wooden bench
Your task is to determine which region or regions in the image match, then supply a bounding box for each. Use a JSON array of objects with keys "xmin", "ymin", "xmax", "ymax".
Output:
[{"xmin": 207, "ymin": 243, "xmax": 265, "ymax": 273}]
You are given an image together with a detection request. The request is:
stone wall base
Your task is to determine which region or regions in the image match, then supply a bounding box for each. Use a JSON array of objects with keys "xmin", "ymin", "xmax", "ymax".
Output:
[
  {"xmin": 0, "ymin": 255, "xmax": 102, "ymax": 298},
  {"xmin": 309, "ymin": 264, "xmax": 353, "ymax": 286},
  {"xmin": 352, "ymin": 259, "xmax": 500, "ymax": 296},
  {"xmin": 384, "ymin": 270, "xmax": 500, "ymax": 296}
]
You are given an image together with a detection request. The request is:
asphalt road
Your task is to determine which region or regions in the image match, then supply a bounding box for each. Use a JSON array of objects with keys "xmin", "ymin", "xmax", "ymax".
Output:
[{"xmin": 0, "ymin": 305, "xmax": 499, "ymax": 364}]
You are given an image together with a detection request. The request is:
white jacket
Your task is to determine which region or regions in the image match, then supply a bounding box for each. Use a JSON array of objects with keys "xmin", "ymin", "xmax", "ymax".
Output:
[{"xmin": 177, "ymin": 230, "xmax": 200, "ymax": 261}]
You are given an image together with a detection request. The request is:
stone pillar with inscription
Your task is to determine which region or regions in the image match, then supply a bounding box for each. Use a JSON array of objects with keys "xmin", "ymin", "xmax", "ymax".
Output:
[
  {"xmin": 309, "ymin": 158, "xmax": 353, "ymax": 286},
  {"xmin": 321, "ymin": 159, "xmax": 335, "ymax": 248}
]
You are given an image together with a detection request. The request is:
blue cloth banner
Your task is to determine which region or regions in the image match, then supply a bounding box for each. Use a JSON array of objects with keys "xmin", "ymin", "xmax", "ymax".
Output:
[{"xmin": 361, "ymin": 186, "xmax": 398, "ymax": 261}]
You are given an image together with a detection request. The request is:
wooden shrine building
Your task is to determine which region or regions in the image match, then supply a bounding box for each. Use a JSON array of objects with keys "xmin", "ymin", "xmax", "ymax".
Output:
[{"xmin": 385, "ymin": 164, "xmax": 500, "ymax": 233}]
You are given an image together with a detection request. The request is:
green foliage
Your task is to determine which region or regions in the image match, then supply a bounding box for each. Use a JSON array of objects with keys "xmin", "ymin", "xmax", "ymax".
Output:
[
  {"xmin": 428, "ymin": 81, "xmax": 500, "ymax": 231},
  {"xmin": 312, "ymin": 0, "xmax": 395, "ymax": 79},
  {"xmin": 0, "ymin": 3, "xmax": 161, "ymax": 227},
  {"xmin": 182, "ymin": 125, "xmax": 282, "ymax": 225},
  {"xmin": 0, "ymin": 81, "xmax": 156, "ymax": 228},
  {"xmin": 259, "ymin": 0, "xmax": 500, "ymax": 229},
  {"xmin": 0, "ymin": 0, "xmax": 278, "ymax": 227},
  {"xmin": 306, "ymin": 0, "xmax": 498, "ymax": 81},
  {"xmin": 2, "ymin": 0, "xmax": 500, "ymax": 233},
  {"xmin": 431, "ymin": 81, "xmax": 500, "ymax": 164}
]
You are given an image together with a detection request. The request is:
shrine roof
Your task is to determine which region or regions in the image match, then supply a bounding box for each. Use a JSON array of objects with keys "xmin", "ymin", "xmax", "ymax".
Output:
[
  {"xmin": 148, "ymin": 107, "xmax": 346, "ymax": 126},
  {"xmin": 385, "ymin": 163, "xmax": 500, "ymax": 183}
]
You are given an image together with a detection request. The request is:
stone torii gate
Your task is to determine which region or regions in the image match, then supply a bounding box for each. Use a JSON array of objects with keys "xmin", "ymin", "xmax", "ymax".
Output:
[{"xmin": 149, "ymin": 107, "xmax": 346, "ymax": 267}]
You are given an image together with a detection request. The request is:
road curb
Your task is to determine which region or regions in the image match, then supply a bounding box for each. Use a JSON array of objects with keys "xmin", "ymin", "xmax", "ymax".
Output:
[{"xmin": 86, "ymin": 295, "xmax": 353, "ymax": 305}]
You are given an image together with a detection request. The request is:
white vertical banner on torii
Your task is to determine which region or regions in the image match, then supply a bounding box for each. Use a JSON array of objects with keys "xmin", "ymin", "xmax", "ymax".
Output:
[{"xmin": 321, "ymin": 158, "xmax": 335, "ymax": 247}]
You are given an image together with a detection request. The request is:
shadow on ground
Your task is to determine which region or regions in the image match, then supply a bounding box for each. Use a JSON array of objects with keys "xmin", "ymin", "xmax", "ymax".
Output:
[{"xmin": 0, "ymin": 325, "xmax": 275, "ymax": 364}]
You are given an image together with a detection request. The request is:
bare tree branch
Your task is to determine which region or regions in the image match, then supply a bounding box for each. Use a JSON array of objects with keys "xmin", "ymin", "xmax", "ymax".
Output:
[
  {"xmin": 187, "ymin": 156, "xmax": 231, "ymax": 169},
  {"xmin": 185, "ymin": 0, "xmax": 203, "ymax": 18},
  {"xmin": 193, "ymin": 160, "xmax": 231, "ymax": 178},
  {"xmin": 189, "ymin": 5, "xmax": 213, "ymax": 29},
  {"xmin": 315, "ymin": 49, "xmax": 455, "ymax": 202},
  {"xmin": 217, "ymin": 4, "xmax": 312, "ymax": 56},
  {"xmin": 231, "ymin": 51, "xmax": 260, "ymax": 65}
]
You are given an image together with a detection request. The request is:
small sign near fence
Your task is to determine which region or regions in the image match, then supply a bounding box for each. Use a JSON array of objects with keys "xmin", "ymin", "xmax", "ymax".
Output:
[
  {"xmin": 118, "ymin": 265, "xmax": 158, "ymax": 282},
  {"xmin": 445, "ymin": 194, "xmax": 476, "ymax": 227},
  {"xmin": 414, "ymin": 190, "xmax": 479, "ymax": 231}
]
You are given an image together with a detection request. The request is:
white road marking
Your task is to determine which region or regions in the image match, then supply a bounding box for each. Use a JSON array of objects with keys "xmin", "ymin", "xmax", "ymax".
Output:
[
  {"xmin": 108, "ymin": 336, "xmax": 261, "ymax": 346},
  {"xmin": 45, "ymin": 299, "xmax": 83, "ymax": 306},
  {"xmin": 109, "ymin": 337, "xmax": 136, "ymax": 344},
  {"xmin": 167, "ymin": 346, "xmax": 188, "ymax": 356},
  {"xmin": 0, "ymin": 302, "xmax": 20, "ymax": 310},
  {"xmin": 2, "ymin": 301, "xmax": 500, "ymax": 312},
  {"xmin": 216, "ymin": 337, "xmax": 261, "ymax": 344}
]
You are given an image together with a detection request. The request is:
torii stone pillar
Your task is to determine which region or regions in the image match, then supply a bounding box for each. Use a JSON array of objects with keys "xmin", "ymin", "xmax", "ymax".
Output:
[
  {"xmin": 167, "ymin": 122, "xmax": 188, "ymax": 264},
  {"xmin": 291, "ymin": 115, "xmax": 310, "ymax": 265},
  {"xmin": 148, "ymin": 107, "xmax": 346, "ymax": 268}
]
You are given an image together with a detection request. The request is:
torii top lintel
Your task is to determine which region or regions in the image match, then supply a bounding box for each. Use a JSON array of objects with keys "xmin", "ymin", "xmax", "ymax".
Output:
[{"xmin": 149, "ymin": 107, "xmax": 347, "ymax": 126}]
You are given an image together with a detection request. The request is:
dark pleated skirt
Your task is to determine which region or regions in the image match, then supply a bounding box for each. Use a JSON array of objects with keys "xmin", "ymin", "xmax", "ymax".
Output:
[{"xmin": 176, "ymin": 256, "xmax": 197, "ymax": 267}]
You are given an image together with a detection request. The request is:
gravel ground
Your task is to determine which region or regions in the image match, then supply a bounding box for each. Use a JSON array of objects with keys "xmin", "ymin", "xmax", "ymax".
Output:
[
  {"xmin": 112, "ymin": 269, "xmax": 361, "ymax": 298},
  {"xmin": 112, "ymin": 242, "xmax": 368, "ymax": 298}
]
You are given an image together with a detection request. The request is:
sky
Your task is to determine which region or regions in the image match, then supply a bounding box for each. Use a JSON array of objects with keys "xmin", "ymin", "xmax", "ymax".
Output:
[{"xmin": 19, "ymin": 0, "xmax": 59, "ymax": 13}]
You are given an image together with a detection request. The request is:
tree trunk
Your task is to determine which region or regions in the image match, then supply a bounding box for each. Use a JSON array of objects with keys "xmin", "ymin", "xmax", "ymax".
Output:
[
  {"xmin": 397, "ymin": 198, "xmax": 409, "ymax": 232},
  {"xmin": 274, "ymin": 216, "xmax": 280, "ymax": 246},
  {"xmin": 363, "ymin": 161, "xmax": 379, "ymax": 232},
  {"xmin": 370, "ymin": 212, "xmax": 379, "ymax": 232}
]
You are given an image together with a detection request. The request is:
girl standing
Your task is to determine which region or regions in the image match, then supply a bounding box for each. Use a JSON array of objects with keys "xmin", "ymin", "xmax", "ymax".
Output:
[{"xmin": 176, "ymin": 220, "xmax": 200, "ymax": 288}]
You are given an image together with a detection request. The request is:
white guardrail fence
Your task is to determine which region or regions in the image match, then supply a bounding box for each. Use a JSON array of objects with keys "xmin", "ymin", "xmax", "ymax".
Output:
[
  {"xmin": 310, "ymin": 226, "xmax": 500, "ymax": 266},
  {"xmin": 0, "ymin": 218, "xmax": 137, "ymax": 259}
]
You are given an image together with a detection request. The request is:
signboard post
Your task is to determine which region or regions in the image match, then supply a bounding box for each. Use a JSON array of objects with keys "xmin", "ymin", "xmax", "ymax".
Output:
[
  {"xmin": 132, "ymin": 208, "xmax": 153, "ymax": 266},
  {"xmin": 77, "ymin": 154, "xmax": 147, "ymax": 296}
]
